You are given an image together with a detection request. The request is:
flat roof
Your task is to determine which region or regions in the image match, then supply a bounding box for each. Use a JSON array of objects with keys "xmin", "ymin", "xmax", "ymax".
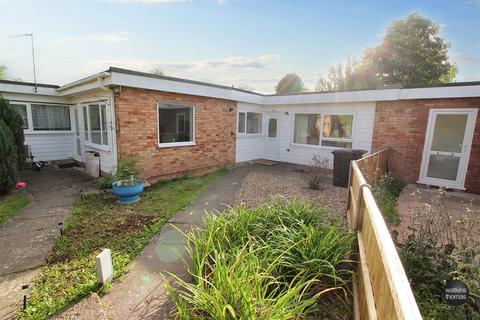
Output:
[{"xmin": 0, "ymin": 79, "xmax": 59, "ymax": 89}]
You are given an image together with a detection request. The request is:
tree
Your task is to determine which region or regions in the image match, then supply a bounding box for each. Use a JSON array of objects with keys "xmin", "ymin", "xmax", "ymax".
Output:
[
  {"xmin": 0, "ymin": 65, "xmax": 6, "ymax": 79},
  {"xmin": 315, "ymin": 13, "xmax": 456, "ymax": 91},
  {"xmin": 150, "ymin": 66, "xmax": 164, "ymax": 76},
  {"xmin": 235, "ymin": 83, "xmax": 255, "ymax": 91},
  {"xmin": 365, "ymin": 13, "xmax": 455, "ymax": 86},
  {"xmin": 0, "ymin": 97, "xmax": 25, "ymax": 194},
  {"xmin": 275, "ymin": 73, "xmax": 308, "ymax": 94}
]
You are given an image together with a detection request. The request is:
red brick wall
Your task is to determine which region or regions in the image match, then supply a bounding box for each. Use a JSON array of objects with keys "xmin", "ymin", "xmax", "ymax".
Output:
[
  {"xmin": 115, "ymin": 87, "xmax": 237, "ymax": 181},
  {"xmin": 372, "ymin": 98, "xmax": 480, "ymax": 194}
]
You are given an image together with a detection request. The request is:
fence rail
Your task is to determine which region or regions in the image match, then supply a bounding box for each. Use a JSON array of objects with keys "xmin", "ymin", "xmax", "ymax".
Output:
[{"xmin": 348, "ymin": 148, "xmax": 422, "ymax": 320}]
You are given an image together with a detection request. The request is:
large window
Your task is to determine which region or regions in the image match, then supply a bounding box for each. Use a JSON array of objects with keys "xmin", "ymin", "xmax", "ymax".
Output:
[
  {"xmin": 83, "ymin": 104, "xmax": 108, "ymax": 146},
  {"xmin": 238, "ymin": 112, "xmax": 262, "ymax": 134},
  {"xmin": 31, "ymin": 104, "xmax": 71, "ymax": 131},
  {"xmin": 158, "ymin": 103, "xmax": 194, "ymax": 146},
  {"xmin": 293, "ymin": 113, "xmax": 353, "ymax": 148},
  {"xmin": 10, "ymin": 104, "xmax": 28, "ymax": 129}
]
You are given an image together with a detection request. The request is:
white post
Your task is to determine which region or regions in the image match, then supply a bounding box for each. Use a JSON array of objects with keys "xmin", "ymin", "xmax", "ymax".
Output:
[{"xmin": 96, "ymin": 249, "xmax": 113, "ymax": 284}]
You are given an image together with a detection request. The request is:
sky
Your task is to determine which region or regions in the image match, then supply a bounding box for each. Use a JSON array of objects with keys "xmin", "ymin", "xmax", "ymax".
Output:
[{"xmin": 0, "ymin": 0, "xmax": 479, "ymax": 93}]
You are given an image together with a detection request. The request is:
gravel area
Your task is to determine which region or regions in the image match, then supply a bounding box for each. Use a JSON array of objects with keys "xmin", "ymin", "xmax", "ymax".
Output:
[{"xmin": 235, "ymin": 170, "xmax": 348, "ymax": 214}]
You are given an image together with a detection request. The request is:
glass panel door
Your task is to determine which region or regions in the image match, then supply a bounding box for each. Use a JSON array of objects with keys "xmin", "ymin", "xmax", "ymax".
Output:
[{"xmin": 420, "ymin": 109, "xmax": 477, "ymax": 189}]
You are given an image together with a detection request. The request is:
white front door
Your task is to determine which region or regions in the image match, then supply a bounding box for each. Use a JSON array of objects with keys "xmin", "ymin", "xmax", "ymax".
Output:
[
  {"xmin": 73, "ymin": 106, "xmax": 83, "ymax": 161},
  {"xmin": 418, "ymin": 108, "xmax": 478, "ymax": 189},
  {"xmin": 264, "ymin": 113, "xmax": 280, "ymax": 161}
]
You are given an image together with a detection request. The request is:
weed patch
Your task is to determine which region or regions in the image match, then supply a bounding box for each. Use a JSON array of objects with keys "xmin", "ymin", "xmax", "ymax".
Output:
[
  {"xmin": 0, "ymin": 189, "xmax": 29, "ymax": 225},
  {"xmin": 372, "ymin": 173, "xmax": 404, "ymax": 225}
]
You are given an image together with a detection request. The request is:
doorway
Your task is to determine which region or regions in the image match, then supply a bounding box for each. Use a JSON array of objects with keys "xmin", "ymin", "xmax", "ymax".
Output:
[{"xmin": 418, "ymin": 108, "xmax": 477, "ymax": 189}]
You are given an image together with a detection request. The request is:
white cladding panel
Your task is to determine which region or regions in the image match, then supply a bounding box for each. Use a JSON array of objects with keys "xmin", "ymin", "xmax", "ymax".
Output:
[{"xmin": 236, "ymin": 102, "xmax": 376, "ymax": 167}]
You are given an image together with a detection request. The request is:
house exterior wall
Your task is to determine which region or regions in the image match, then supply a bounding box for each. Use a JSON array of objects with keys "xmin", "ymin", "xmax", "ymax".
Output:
[
  {"xmin": 372, "ymin": 98, "xmax": 480, "ymax": 194},
  {"xmin": 235, "ymin": 102, "xmax": 265, "ymax": 162},
  {"xmin": 115, "ymin": 86, "xmax": 237, "ymax": 181}
]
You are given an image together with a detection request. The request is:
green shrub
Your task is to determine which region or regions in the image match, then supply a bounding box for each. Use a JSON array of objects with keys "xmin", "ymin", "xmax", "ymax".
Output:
[
  {"xmin": 0, "ymin": 97, "xmax": 25, "ymax": 195},
  {"xmin": 0, "ymin": 97, "xmax": 25, "ymax": 170},
  {"xmin": 167, "ymin": 200, "xmax": 356, "ymax": 319},
  {"xmin": 396, "ymin": 189, "xmax": 480, "ymax": 319},
  {"xmin": 97, "ymin": 157, "xmax": 141, "ymax": 189},
  {"xmin": 0, "ymin": 120, "xmax": 18, "ymax": 195},
  {"xmin": 372, "ymin": 173, "xmax": 404, "ymax": 225}
]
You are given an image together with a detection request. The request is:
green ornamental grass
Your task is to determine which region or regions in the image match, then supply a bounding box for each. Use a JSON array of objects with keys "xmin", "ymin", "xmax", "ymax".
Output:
[{"xmin": 167, "ymin": 200, "xmax": 356, "ymax": 319}]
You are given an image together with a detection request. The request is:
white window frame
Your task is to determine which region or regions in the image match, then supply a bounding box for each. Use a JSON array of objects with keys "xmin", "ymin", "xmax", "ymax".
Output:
[
  {"xmin": 82, "ymin": 103, "xmax": 109, "ymax": 149},
  {"xmin": 291, "ymin": 112, "xmax": 355, "ymax": 149},
  {"xmin": 7, "ymin": 101, "xmax": 73, "ymax": 134},
  {"xmin": 237, "ymin": 111, "xmax": 262, "ymax": 135},
  {"xmin": 157, "ymin": 102, "xmax": 196, "ymax": 148},
  {"xmin": 9, "ymin": 103, "xmax": 29, "ymax": 130}
]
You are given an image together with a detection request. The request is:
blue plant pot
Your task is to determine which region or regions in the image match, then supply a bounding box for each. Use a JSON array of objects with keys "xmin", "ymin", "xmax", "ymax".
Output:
[{"xmin": 112, "ymin": 179, "xmax": 144, "ymax": 204}]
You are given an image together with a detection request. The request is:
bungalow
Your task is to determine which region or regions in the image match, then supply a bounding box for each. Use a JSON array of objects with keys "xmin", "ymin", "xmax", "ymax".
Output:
[{"xmin": 1, "ymin": 67, "xmax": 479, "ymax": 193}]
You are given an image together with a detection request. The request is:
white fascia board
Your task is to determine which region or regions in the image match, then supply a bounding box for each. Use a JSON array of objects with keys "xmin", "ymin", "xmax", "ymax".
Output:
[
  {"xmin": 0, "ymin": 82, "xmax": 60, "ymax": 96},
  {"xmin": 57, "ymin": 77, "xmax": 113, "ymax": 96},
  {"xmin": 1, "ymin": 91, "xmax": 71, "ymax": 104},
  {"xmin": 110, "ymin": 71, "xmax": 263, "ymax": 104},
  {"xmin": 399, "ymin": 85, "xmax": 480, "ymax": 100},
  {"xmin": 262, "ymin": 89, "xmax": 401, "ymax": 105}
]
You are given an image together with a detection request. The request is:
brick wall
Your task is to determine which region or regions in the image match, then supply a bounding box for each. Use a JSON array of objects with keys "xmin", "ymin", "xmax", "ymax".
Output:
[
  {"xmin": 372, "ymin": 98, "xmax": 480, "ymax": 194},
  {"xmin": 115, "ymin": 87, "xmax": 237, "ymax": 181}
]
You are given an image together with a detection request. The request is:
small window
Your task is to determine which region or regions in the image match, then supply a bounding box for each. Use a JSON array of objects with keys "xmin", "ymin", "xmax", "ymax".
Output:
[
  {"xmin": 293, "ymin": 114, "xmax": 321, "ymax": 145},
  {"xmin": 158, "ymin": 103, "xmax": 194, "ymax": 145},
  {"xmin": 268, "ymin": 118, "xmax": 277, "ymax": 138},
  {"xmin": 10, "ymin": 104, "xmax": 28, "ymax": 129},
  {"xmin": 246, "ymin": 112, "xmax": 262, "ymax": 134},
  {"xmin": 31, "ymin": 104, "xmax": 71, "ymax": 131},
  {"xmin": 238, "ymin": 112, "xmax": 246, "ymax": 133},
  {"xmin": 83, "ymin": 106, "xmax": 88, "ymax": 140}
]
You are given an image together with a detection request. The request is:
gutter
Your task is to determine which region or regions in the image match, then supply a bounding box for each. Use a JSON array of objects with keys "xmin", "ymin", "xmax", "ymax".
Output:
[{"xmin": 57, "ymin": 71, "xmax": 110, "ymax": 92}]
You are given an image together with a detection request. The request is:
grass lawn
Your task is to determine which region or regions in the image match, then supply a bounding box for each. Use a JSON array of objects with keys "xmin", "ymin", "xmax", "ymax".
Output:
[
  {"xmin": 18, "ymin": 169, "xmax": 225, "ymax": 320},
  {"xmin": 167, "ymin": 200, "xmax": 356, "ymax": 319},
  {"xmin": 0, "ymin": 189, "xmax": 30, "ymax": 225}
]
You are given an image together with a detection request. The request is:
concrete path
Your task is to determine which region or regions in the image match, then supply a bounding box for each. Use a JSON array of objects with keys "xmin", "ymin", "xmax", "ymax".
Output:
[
  {"xmin": 0, "ymin": 166, "xmax": 94, "ymax": 319},
  {"xmin": 97, "ymin": 166, "xmax": 251, "ymax": 320}
]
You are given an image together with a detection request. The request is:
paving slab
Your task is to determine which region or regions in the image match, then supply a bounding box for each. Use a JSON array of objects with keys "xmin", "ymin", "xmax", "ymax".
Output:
[
  {"xmin": 0, "ymin": 166, "xmax": 94, "ymax": 319},
  {"xmin": 51, "ymin": 293, "xmax": 108, "ymax": 320}
]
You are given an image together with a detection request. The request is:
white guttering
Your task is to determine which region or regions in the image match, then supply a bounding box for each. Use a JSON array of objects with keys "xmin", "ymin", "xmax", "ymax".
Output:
[
  {"xmin": 109, "ymin": 70, "xmax": 480, "ymax": 105},
  {"xmin": 0, "ymin": 82, "xmax": 60, "ymax": 96}
]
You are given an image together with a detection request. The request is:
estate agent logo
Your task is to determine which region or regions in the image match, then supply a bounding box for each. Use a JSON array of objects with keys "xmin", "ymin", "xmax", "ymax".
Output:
[{"xmin": 443, "ymin": 280, "xmax": 469, "ymax": 306}]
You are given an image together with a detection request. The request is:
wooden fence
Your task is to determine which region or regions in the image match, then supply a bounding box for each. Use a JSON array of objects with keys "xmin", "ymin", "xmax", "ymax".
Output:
[{"xmin": 348, "ymin": 148, "xmax": 422, "ymax": 320}]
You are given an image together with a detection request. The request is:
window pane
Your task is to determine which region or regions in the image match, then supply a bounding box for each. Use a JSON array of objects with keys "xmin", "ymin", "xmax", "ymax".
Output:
[
  {"xmin": 83, "ymin": 106, "xmax": 89, "ymax": 140},
  {"xmin": 10, "ymin": 104, "xmax": 28, "ymax": 129},
  {"xmin": 158, "ymin": 103, "xmax": 193, "ymax": 143},
  {"xmin": 427, "ymin": 154, "xmax": 460, "ymax": 181},
  {"xmin": 101, "ymin": 105, "xmax": 108, "ymax": 145},
  {"xmin": 431, "ymin": 114, "xmax": 467, "ymax": 153},
  {"xmin": 294, "ymin": 114, "xmax": 320, "ymax": 145},
  {"xmin": 321, "ymin": 140, "xmax": 352, "ymax": 148},
  {"xmin": 238, "ymin": 112, "xmax": 246, "ymax": 133},
  {"xmin": 323, "ymin": 115, "xmax": 353, "ymax": 139},
  {"xmin": 246, "ymin": 112, "xmax": 261, "ymax": 134},
  {"xmin": 268, "ymin": 118, "xmax": 277, "ymax": 137},
  {"xmin": 32, "ymin": 104, "xmax": 71, "ymax": 131},
  {"xmin": 89, "ymin": 105, "xmax": 101, "ymax": 144}
]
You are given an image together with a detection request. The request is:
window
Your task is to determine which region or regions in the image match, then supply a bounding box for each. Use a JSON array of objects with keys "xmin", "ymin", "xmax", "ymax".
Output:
[
  {"xmin": 268, "ymin": 118, "xmax": 277, "ymax": 138},
  {"xmin": 293, "ymin": 114, "xmax": 321, "ymax": 145},
  {"xmin": 238, "ymin": 112, "xmax": 262, "ymax": 134},
  {"xmin": 158, "ymin": 103, "xmax": 194, "ymax": 145},
  {"xmin": 31, "ymin": 104, "xmax": 71, "ymax": 131},
  {"xmin": 10, "ymin": 104, "xmax": 28, "ymax": 129},
  {"xmin": 83, "ymin": 104, "xmax": 108, "ymax": 146},
  {"xmin": 238, "ymin": 112, "xmax": 246, "ymax": 133},
  {"xmin": 293, "ymin": 113, "xmax": 353, "ymax": 148}
]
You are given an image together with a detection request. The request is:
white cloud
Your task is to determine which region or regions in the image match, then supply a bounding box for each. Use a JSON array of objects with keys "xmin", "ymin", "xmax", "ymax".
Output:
[
  {"xmin": 450, "ymin": 52, "xmax": 480, "ymax": 64},
  {"xmin": 258, "ymin": 54, "xmax": 282, "ymax": 62},
  {"xmin": 53, "ymin": 31, "xmax": 130, "ymax": 44}
]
